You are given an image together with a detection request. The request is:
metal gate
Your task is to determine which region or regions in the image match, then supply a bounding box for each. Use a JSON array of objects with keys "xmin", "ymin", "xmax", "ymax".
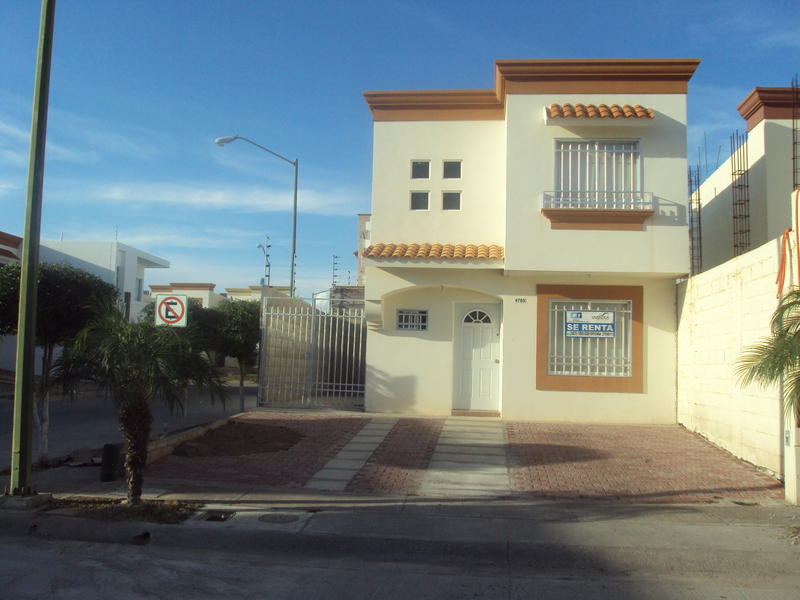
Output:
[{"xmin": 258, "ymin": 295, "xmax": 366, "ymax": 409}]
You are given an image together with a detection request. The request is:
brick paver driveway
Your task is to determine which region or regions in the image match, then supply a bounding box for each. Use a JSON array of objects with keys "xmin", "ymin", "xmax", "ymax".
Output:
[
  {"xmin": 507, "ymin": 422, "xmax": 783, "ymax": 503},
  {"xmin": 147, "ymin": 412, "xmax": 784, "ymax": 503}
]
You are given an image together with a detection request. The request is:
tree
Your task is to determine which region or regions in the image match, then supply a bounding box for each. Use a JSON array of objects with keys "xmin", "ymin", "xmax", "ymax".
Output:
[
  {"xmin": 736, "ymin": 289, "xmax": 800, "ymax": 425},
  {"xmin": 50, "ymin": 301, "xmax": 227, "ymax": 504},
  {"xmin": 0, "ymin": 262, "xmax": 118, "ymax": 462},
  {"xmin": 140, "ymin": 298, "xmax": 225, "ymax": 357},
  {"xmin": 216, "ymin": 299, "xmax": 261, "ymax": 413}
]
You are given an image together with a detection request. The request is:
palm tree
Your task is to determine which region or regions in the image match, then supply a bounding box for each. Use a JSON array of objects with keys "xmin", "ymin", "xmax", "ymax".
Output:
[
  {"xmin": 736, "ymin": 289, "xmax": 800, "ymax": 425},
  {"xmin": 51, "ymin": 302, "xmax": 227, "ymax": 504}
]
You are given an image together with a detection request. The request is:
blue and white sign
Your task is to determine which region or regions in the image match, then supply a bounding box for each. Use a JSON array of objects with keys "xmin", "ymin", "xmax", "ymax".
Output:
[{"xmin": 565, "ymin": 310, "xmax": 615, "ymax": 338}]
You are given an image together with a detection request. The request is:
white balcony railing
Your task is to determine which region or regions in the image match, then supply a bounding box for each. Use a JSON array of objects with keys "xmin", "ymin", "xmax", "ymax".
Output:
[{"xmin": 543, "ymin": 191, "xmax": 653, "ymax": 211}]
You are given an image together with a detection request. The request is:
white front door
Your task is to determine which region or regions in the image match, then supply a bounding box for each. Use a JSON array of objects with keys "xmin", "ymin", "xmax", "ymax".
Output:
[{"xmin": 454, "ymin": 304, "xmax": 500, "ymax": 411}]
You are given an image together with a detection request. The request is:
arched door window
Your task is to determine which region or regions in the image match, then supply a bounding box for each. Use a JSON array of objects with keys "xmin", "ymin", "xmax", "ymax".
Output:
[{"xmin": 463, "ymin": 310, "xmax": 492, "ymax": 324}]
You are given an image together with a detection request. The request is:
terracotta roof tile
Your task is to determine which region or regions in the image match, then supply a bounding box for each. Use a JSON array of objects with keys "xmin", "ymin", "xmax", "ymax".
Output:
[
  {"xmin": 363, "ymin": 243, "xmax": 504, "ymax": 260},
  {"xmin": 547, "ymin": 103, "xmax": 655, "ymax": 119}
]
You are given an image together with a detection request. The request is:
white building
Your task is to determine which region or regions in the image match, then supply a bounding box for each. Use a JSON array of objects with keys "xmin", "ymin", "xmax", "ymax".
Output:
[
  {"xmin": 362, "ymin": 58, "xmax": 700, "ymax": 422},
  {"xmin": 697, "ymin": 87, "xmax": 797, "ymax": 273},
  {"xmin": 0, "ymin": 238, "xmax": 169, "ymax": 372},
  {"xmin": 39, "ymin": 240, "xmax": 169, "ymax": 318}
]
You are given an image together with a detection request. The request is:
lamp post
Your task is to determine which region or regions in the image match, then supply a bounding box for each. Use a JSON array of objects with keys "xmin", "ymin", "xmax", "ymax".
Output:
[
  {"xmin": 254, "ymin": 237, "xmax": 270, "ymax": 407},
  {"xmin": 256, "ymin": 237, "xmax": 270, "ymax": 288},
  {"xmin": 215, "ymin": 135, "xmax": 298, "ymax": 297}
]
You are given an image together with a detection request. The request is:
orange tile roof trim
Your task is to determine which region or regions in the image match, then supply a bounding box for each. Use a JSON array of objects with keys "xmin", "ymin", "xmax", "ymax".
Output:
[
  {"xmin": 546, "ymin": 103, "xmax": 655, "ymax": 119},
  {"xmin": 363, "ymin": 243, "xmax": 504, "ymax": 260},
  {"xmin": 364, "ymin": 58, "xmax": 700, "ymax": 121}
]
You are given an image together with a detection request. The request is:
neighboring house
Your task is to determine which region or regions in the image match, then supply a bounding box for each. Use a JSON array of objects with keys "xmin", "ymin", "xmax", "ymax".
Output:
[
  {"xmin": 149, "ymin": 282, "xmax": 225, "ymax": 308},
  {"xmin": 0, "ymin": 238, "xmax": 169, "ymax": 372},
  {"xmin": 361, "ymin": 58, "xmax": 700, "ymax": 422},
  {"xmin": 225, "ymin": 285, "xmax": 291, "ymax": 302},
  {"xmin": 0, "ymin": 232, "xmax": 22, "ymax": 266},
  {"xmin": 696, "ymin": 87, "xmax": 797, "ymax": 273},
  {"xmin": 39, "ymin": 240, "xmax": 169, "ymax": 318}
]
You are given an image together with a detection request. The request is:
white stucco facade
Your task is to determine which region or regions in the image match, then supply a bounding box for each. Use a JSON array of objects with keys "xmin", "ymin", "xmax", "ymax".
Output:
[
  {"xmin": 362, "ymin": 59, "xmax": 700, "ymax": 423},
  {"xmin": 697, "ymin": 88, "xmax": 796, "ymax": 273},
  {"xmin": 39, "ymin": 240, "xmax": 169, "ymax": 318}
]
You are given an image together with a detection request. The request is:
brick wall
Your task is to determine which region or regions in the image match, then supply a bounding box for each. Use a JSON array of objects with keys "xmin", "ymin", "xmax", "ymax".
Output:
[{"xmin": 677, "ymin": 238, "xmax": 784, "ymax": 476}]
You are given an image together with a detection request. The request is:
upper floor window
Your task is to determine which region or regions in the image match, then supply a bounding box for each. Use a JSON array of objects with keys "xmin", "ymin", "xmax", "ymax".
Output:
[
  {"xmin": 552, "ymin": 140, "xmax": 643, "ymax": 209},
  {"xmin": 443, "ymin": 160, "xmax": 461, "ymax": 179},
  {"xmin": 442, "ymin": 192, "xmax": 461, "ymax": 210},
  {"xmin": 411, "ymin": 191, "xmax": 429, "ymax": 210},
  {"xmin": 411, "ymin": 161, "xmax": 430, "ymax": 179}
]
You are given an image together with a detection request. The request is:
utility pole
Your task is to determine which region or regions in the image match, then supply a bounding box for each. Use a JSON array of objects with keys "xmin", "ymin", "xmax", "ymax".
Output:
[{"xmin": 9, "ymin": 0, "xmax": 57, "ymax": 496}]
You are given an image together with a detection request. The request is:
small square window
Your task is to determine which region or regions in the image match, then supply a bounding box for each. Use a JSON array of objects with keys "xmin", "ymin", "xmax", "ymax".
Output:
[
  {"xmin": 443, "ymin": 192, "xmax": 461, "ymax": 210},
  {"xmin": 411, "ymin": 192, "xmax": 429, "ymax": 210},
  {"xmin": 397, "ymin": 309, "xmax": 428, "ymax": 330},
  {"xmin": 411, "ymin": 161, "xmax": 430, "ymax": 179},
  {"xmin": 443, "ymin": 161, "xmax": 461, "ymax": 179}
]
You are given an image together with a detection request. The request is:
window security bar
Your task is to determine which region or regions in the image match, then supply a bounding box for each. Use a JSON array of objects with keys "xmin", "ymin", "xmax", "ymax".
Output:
[{"xmin": 543, "ymin": 191, "xmax": 654, "ymax": 211}]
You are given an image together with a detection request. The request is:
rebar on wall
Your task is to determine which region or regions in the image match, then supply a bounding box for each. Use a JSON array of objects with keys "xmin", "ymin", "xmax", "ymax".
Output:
[
  {"xmin": 793, "ymin": 75, "xmax": 800, "ymax": 190},
  {"xmin": 731, "ymin": 131, "xmax": 750, "ymax": 257},
  {"xmin": 688, "ymin": 166, "xmax": 703, "ymax": 275}
]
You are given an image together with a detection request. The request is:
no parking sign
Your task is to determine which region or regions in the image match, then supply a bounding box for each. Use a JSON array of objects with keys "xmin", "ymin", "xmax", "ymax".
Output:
[{"xmin": 155, "ymin": 294, "xmax": 188, "ymax": 327}]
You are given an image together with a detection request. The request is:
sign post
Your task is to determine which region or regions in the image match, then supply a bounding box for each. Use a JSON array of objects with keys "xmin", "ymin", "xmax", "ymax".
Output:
[{"xmin": 155, "ymin": 294, "xmax": 188, "ymax": 328}]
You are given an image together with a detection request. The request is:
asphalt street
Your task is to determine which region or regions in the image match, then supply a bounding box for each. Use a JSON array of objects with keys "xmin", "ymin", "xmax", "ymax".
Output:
[{"xmin": 2, "ymin": 516, "xmax": 799, "ymax": 600}]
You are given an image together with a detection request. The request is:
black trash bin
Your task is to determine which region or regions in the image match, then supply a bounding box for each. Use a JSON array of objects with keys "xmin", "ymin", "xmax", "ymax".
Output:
[{"xmin": 100, "ymin": 443, "xmax": 120, "ymax": 482}]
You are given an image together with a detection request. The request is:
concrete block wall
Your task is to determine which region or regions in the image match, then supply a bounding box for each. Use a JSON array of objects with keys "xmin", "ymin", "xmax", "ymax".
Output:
[{"xmin": 677, "ymin": 238, "xmax": 784, "ymax": 476}]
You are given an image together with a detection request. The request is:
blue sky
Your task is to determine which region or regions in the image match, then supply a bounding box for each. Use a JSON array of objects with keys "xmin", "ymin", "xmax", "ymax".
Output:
[{"xmin": 1, "ymin": 1, "xmax": 798, "ymax": 297}]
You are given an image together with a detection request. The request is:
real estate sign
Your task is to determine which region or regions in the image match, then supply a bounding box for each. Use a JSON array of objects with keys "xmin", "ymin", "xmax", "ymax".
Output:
[{"xmin": 565, "ymin": 310, "xmax": 615, "ymax": 338}]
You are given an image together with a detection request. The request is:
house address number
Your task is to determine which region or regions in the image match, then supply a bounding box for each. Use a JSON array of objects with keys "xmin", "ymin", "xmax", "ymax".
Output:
[{"xmin": 515, "ymin": 298, "xmax": 527, "ymax": 303}]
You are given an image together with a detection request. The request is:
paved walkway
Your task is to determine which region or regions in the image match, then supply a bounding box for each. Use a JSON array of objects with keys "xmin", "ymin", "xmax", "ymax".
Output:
[{"xmin": 143, "ymin": 411, "xmax": 785, "ymax": 504}]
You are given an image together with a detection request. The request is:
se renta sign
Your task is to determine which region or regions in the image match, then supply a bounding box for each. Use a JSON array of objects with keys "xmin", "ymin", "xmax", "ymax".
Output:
[
  {"xmin": 155, "ymin": 294, "xmax": 188, "ymax": 328},
  {"xmin": 565, "ymin": 310, "xmax": 615, "ymax": 338}
]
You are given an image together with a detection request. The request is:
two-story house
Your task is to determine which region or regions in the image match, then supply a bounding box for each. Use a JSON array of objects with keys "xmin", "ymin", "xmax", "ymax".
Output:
[{"xmin": 361, "ymin": 58, "xmax": 700, "ymax": 423}]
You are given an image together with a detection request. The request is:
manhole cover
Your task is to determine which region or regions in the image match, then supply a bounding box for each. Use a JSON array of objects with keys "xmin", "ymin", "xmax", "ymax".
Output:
[
  {"xmin": 259, "ymin": 513, "xmax": 300, "ymax": 524},
  {"xmin": 197, "ymin": 510, "xmax": 236, "ymax": 522}
]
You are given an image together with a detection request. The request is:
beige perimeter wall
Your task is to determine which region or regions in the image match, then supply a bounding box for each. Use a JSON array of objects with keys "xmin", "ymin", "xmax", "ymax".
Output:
[{"xmin": 677, "ymin": 237, "xmax": 785, "ymax": 476}]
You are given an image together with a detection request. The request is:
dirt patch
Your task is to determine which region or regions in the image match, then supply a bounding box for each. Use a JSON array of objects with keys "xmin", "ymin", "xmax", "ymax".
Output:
[
  {"xmin": 44, "ymin": 497, "xmax": 202, "ymax": 524},
  {"xmin": 172, "ymin": 420, "xmax": 304, "ymax": 458}
]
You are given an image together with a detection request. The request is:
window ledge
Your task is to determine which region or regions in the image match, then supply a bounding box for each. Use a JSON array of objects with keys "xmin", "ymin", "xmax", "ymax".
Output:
[{"xmin": 541, "ymin": 208, "xmax": 655, "ymax": 231}]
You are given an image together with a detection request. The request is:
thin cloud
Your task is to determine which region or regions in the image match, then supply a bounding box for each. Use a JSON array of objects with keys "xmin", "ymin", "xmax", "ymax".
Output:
[{"xmin": 47, "ymin": 180, "xmax": 367, "ymax": 216}]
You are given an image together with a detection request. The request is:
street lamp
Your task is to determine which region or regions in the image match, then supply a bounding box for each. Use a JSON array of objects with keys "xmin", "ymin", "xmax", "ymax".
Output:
[
  {"xmin": 256, "ymin": 238, "xmax": 270, "ymax": 287},
  {"xmin": 215, "ymin": 135, "xmax": 298, "ymax": 297}
]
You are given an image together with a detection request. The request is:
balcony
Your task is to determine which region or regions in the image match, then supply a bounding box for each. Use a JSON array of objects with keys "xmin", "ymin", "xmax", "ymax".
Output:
[{"xmin": 541, "ymin": 191, "xmax": 655, "ymax": 231}]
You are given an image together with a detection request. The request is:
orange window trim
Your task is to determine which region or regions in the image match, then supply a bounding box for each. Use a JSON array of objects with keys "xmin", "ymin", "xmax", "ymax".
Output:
[{"xmin": 536, "ymin": 284, "xmax": 644, "ymax": 393}]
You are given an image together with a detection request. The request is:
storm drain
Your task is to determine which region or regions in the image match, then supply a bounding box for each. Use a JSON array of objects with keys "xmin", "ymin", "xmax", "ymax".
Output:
[
  {"xmin": 196, "ymin": 510, "xmax": 236, "ymax": 522},
  {"xmin": 258, "ymin": 513, "xmax": 300, "ymax": 524}
]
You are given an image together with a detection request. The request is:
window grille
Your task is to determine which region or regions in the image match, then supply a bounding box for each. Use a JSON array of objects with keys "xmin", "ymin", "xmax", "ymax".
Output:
[
  {"xmin": 548, "ymin": 299, "xmax": 632, "ymax": 377},
  {"xmin": 553, "ymin": 140, "xmax": 643, "ymax": 209},
  {"xmin": 397, "ymin": 309, "xmax": 428, "ymax": 330}
]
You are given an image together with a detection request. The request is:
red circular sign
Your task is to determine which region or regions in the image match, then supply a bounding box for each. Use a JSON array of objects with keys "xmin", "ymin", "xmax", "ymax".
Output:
[{"xmin": 157, "ymin": 296, "xmax": 186, "ymax": 324}]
